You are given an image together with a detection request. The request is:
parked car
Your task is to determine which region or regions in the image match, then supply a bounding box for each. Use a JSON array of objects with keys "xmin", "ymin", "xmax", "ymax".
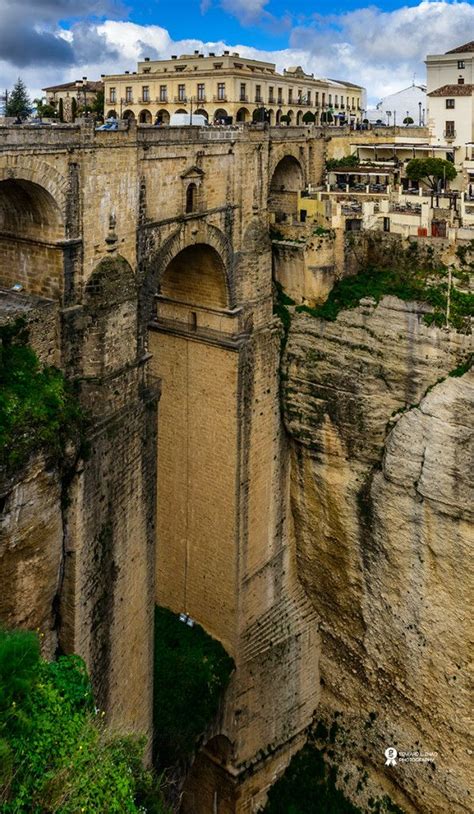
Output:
[{"xmin": 96, "ymin": 119, "xmax": 118, "ymax": 131}]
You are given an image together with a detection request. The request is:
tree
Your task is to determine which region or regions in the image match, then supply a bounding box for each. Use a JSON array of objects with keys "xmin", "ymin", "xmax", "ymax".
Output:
[
  {"xmin": 33, "ymin": 97, "xmax": 58, "ymax": 119},
  {"xmin": 5, "ymin": 77, "xmax": 32, "ymax": 119},
  {"xmin": 406, "ymin": 157, "xmax": 457, "ymax": 192},
  {"xmin": 90, "ymin": 88, "xmax": 104, "ymax": 120},
  {"xmin": 403, "ymin": 116, "xmax": 414, "ymax": 125},
  {"xmin": 280, "ymin": 114, "xmax": 290, "ymax": 124},
  {"xmin": 71, "ymin": 96, "xmax": 77, "ymax": 120},
  {"xmin": 58, "ymin": 97, "xmax": 64, "ymax": 122},
  {"xmin": 302, "ymin": 111, "xmax": 315, "ymax": 123}
]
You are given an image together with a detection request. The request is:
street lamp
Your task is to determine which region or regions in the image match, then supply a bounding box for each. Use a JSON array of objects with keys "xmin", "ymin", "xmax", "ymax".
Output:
[{"xmin": 418, "ymin": 101, "xmax": 422, "ymax": 126}]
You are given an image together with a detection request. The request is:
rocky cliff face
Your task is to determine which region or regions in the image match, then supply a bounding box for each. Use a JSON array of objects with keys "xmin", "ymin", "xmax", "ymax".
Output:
[{"xmin": 282, "ymin": 295, "xmax": 472, "ymax": 814}]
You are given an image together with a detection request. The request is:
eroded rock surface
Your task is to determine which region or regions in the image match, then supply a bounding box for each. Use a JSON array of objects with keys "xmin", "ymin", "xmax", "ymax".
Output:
[{"xmin": 283, "ymin": 296, "xmax": 473, "ymax": 813}]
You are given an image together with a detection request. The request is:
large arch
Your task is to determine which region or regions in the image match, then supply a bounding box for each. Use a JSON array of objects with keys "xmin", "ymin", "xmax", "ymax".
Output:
[
  {"xmin": 160, "ymin": 243, "xmax": 228, "ymax": 309},
  {"xmin": 122, "ymin": 109, "xmax": 135, "ymax": 120},
  {"xmin": 139, "ymin": 109, "xmax": 152, "ymax": 124},
  {"xmin": 296, "ymin": 110, "xmax": 303, "ymax": 126},
  {"xmin": 106, "ymin": 109, "xmax": 117, "ymax": 119},
  {"xmin": 194, "ymin": 108, "xmax": 208, "ymax": 120},
  {"xmin": 213, "ymin": 108, "xmax": 228, "ymax": 123},
  {"xmin": 0, "ymin": 178, "xmax": 65, "ymax": 298}
]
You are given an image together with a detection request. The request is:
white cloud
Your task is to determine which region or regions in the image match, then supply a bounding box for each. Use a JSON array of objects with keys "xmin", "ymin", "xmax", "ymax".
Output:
[{"xmin": 2, "ymin": 2, "xmax": 472, "ymax": 105}]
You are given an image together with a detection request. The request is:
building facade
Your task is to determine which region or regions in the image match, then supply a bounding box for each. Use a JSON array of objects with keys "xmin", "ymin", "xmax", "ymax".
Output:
[
  {"xmin": 42, "ymin": 79, "xmax": 103, "ymax": 122},
  {"xmin": 426, "ymin": 41, "xmax": 474, "ymax": 189},
  {"xmin": 103, "ymin": 51, "xmax": 364, "ymax": 125},
  {"xmin": 367, "ymin": 83, "xmax": 427, "ymax": 126}
]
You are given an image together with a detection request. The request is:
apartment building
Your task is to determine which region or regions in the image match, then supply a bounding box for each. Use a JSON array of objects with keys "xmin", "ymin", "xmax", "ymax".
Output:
[
  {"xmin": 42, "ymin": 79, "xmax": 103, "ymax": 122},
  {"xmin": 426, "ymin": 42, "xmax": 474, "ymax": 177},
  {"xmin": 103, "ymin": 51, "xmax": 364, "ymax": 125}
]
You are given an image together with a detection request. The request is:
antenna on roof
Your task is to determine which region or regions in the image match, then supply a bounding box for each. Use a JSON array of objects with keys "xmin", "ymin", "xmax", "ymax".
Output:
[{"xmin": 412, "ymin": 72, "xmax": 416, "ymax": 86}]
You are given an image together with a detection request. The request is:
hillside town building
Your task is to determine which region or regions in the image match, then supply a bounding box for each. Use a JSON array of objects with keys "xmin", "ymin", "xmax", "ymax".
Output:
[
  {"xmin": 42, "ymin": 78, "xmax": 103, "ymax": 122},
  {"xmin": 366, "ymin": 83, "xmax": 427, "ymax": 126},
  {"xmin": 103, "ymin": 51, "xmax": 364, "ymax": 125}
]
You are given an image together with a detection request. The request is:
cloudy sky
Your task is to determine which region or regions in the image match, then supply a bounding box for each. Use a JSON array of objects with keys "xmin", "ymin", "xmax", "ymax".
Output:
[{"xmin": 0, "ymin": 0, "xmax": 472, "ymax": 104}]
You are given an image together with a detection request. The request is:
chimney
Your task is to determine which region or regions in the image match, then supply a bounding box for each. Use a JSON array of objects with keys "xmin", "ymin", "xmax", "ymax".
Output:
[
  {"xmin": 171, "ymin": 55, "xmax": 177, "ymax": 59},
  {"xmin": 144, "ymin": 57, "xmax": 150, "ymax": 62},
  {"xmin": 125, "ymin": 70, "xmax": 129, "ymax": 74},
  {"xmin": 224, "ymin": 50, "xmax": 229, "ymax": 55},
  {"xmin": 209, "ymin": 52, "xmax": 215, "ymax": 57},
  {"xmin": 194, "ymin": 50, "xmax": 199, "ymax": 55}
]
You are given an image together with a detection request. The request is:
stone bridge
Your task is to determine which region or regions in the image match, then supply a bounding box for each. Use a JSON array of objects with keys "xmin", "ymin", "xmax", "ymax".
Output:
[{"xmin": 0, "ymin": 120, "xmax": 325, "ymax": 811}]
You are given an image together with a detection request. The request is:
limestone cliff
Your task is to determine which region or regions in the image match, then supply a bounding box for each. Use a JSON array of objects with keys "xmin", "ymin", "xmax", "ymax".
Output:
[{"xmin": 282, "ymin": 295, "xmax": 472, "ymax": 814}]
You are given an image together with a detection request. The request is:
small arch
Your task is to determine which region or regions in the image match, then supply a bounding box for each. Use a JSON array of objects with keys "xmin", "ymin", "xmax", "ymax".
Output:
[
  {"xmin": 155, "ymin": 109, "xmax": 170, "ymax": 124},
  {"xmin": 236, "ymin": 107, "xmax": 250, "ymax": 122},
  {"xmin": 0, "ymin": 178, "xmax": 64, "ymax": 298},
  {"xmin": 296, "ymin": 110, "xmax": 303, "ymax": 125},
  {"xmin": 175, "ymin": 108, "xmax": 188, "ymax": 115},
  {"xmin": 122, "ymin": 109, "xmax": 135, "ymax": 120},
  {"xmin": 276, "ymin": 109, "xmax": 282, "ymax": 125},
  {"xmin": 160, "ymin": 243, "xmax": 228, "ymax": 309},
  {"xmin": 194, "ymin": 108, "xmax": 208, "ymax": 120},
  {"xmin": 286, "ymin": 109, "xmax": 294, "ymax": 124},
  {"xmin": 267, "ymin": 109, "xmax": 274, "ymax": 125},
  {"xmin": 213, "ymin": 108, "xmax": 228, "ymax": 123},
  {"xmin": 270, "ymin": 155, "xmax": 304, "ymax": 192},
  {"xmin": 139, "ymin": 109, "xmax": 152, "ymax": 124},
  {"xmin": 106, "ymin": 109, "xmax": 117, "ymax": 119},
  {"xmin": 185, "ymin": 182, "xmax": 197, "ymax": 213}
]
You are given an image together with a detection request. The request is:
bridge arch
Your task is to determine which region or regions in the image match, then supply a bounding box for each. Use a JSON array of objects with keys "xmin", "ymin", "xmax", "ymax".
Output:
[
  {"xmin": 270, "ymin": 154, "xmax": 305, "ymax": 192},
  {"xmin": 160, "ymin": 243, "xmax": 228, "ymax": 309},
  {"xmin": 0, "ymin": 177, "xmax": 65, "ymax": 298}
]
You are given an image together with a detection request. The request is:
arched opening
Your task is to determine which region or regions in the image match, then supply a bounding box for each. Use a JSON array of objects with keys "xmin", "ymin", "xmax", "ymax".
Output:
[
  {"xmin": 267, "ymin": 108, "xmax": 274, "ymax": 125},
  {"xmin": 106, "ymin": 109, "xmax": 117, "ymax": 119},
  {"xmin": 0, "ymin": 178, "xmax": 64, "ymax": 298},
  {"xmin": 268, "ymin": 155, "xmax": 304, "ymax": 221},
  {"xmin": 296, "ymin": 110, "xmax": 303, "ymax": 125},
  {"xmin": 185, "ymin": 182, "xmax": 197, "ymax": 213},
  {"xmin": 155, "ymin": 109, "xmax": 170, "ymax": 124},
  {"xmin": 286, "ymin": 109, "xmax": 294, "ymax": 124},
  {"xmin": 139, "ymin": 109, "xmax": 152, "ymax": 123},
  {"xmin": 122, "ymin": 109, "xmax": 135, "ymax": 120},
  {"xmin": 213, "ymin": 108, "xmax": 228, "ymax": 124},
  {"xmin": 194, "ymin": 108, "xmax": 208, "ymax": 120},
  {"xmin": 276, "ymin": 109, "xmax": 282, "ymax": 125},
  {"xmin": 175, "ymin": 108, "xmax": 188, "ymax": 115},
  {"xmin": 236, "ymin": 107, "xmax": 249, "ymax": 122},
  {"xmin": 160, "ymin": 243, "xmax": 228, "ymax": 309}
]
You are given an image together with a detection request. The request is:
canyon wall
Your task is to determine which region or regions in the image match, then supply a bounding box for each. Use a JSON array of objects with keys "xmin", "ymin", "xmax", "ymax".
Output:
[{"xmin": 282, "ymin": 295, "xmax": 472, "ymax": 813}]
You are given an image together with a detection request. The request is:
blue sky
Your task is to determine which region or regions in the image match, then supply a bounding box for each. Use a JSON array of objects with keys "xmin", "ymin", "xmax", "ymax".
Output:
[{"xmin": 1, "ymin": 0, "xmax": 473, "ymax": 103}]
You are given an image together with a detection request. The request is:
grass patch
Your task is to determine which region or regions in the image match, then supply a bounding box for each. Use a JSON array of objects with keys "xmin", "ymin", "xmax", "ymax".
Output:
[
  {"xmin": 153, "ymin": 606, "xmax": 234, "ymax": 768},
  {"xmin": 0, "ymin": 320, "xmax": 86, "ymax": 475},
  {"xmin": 0, "ymin": 628, "xmax": 168, "ymax": 813},
  {"xmin": 294, "ymin": 266, "xmax": 473, "ymax": 331}
]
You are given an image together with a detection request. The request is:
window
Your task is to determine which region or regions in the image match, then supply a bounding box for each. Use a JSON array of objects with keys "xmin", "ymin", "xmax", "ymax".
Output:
[
  {"xmin": 178, "ymin": 83, "xmax": 186, "ymax": 101},
  {"xmin": 240, "ymin": 82, "xmax": 247, "ymax": 101},
  {"xmin": 446, "ymin": 98, "xmax": 455, "ymax": 108},
  {"xmin": 334, "ymin": 94, "xmax": 338, "ymax": 106},
  {"xmin": 445, "ymin": 120, "xmax": 455, "ymax": 137},
  {"xmin": 277, "ymin": 87, "xmax": 283, "ymax": 103},
  {"xmin": 217, "ymin": 82, "xmax": 226, "ymax": 100},
  {"xmin": 269, "ymin": 86, "xmax": 274, "ymax": 102},
  {"xmin": 197, "ymin": 83, "xmax": 205, "ymax": 101},
  {"xmin": 328, "ymin": 94, "xmax": 332, "ymax": 105},
  {"xmin": 255, "ymin": 84, "xmax": 262, "ymax": 102},
  {"xmin": 315, "ymin": 91, "xmax": 319, "ymax": 106},
  {"xmin": 458, "ymin": 60, "xmax": 465, "ymax": 69},
  {"xmin": 125, "ymin": 86, "xmax": 132, "ymax": 102},
  {"xmin": 307, "ymin": 91, "xmax": 311, "ymax": 104},
  {"xmin": 186, "ymin": 183, "xmax": 197, "ymax": 213},
  {"xmin": 458, "ymin": 77, "xmax": 464, "ymax": 85},
  {"xmin": 352, "ymin": 97, "xmax": 355, "ymax": 109},
  {"xmin": 159, "ymin": 85, "xmax": 167, "ymax": 102},
  {"xmin": 322, "ymin": 92, "xmax": 326, "ymax": 107},
  {"xmin": 142, "ymin": 86, "xmax": 149, "ymax": 102},
  {"xmin": 110, "ymin": 87, "xmax": 116, "ymax": 103},
  {"xmin": 288, "ymin": 88, "xmax": 293, "ymax": 103}
]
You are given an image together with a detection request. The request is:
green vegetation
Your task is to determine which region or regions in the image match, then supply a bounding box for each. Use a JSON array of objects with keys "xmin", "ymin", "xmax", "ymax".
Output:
[
  {"xmin": 448, "ymin": 354, "xmax": 473, "ymax": 378},
  {"xmin": 273, "ymin": 281, "xmax": 295, "ymax": 349},
  {"xmin": 264, "ymin": 744, "xmax": 363, "ymax": 814},
  {"xmin": 153, "ymin": 606, "xmax": 234, "ymax": 768},
  {"xmin": 0, "ymin": 320, "xmax": 86, "ymax": 474},
  {"xmin": 5, "ymin": 78, "xmax": 32, "ymax": 120},
  {"xmin": 33, "ymin": 98, "xmax": 58, "ymax": 119},
  {"xmin": 326, "ymin": 154, "xmax": 360, "ymax": 171},
  {"xmin": 294, "ymin": 266, "xmax": 473, "ymax": 331},
  {"xmin": 405, "ymin": 157, "xmax": 457, "ymax": 192},
  {"xmin": 0, "ymin": 628, "xmax": 168, "ymax": 813}
]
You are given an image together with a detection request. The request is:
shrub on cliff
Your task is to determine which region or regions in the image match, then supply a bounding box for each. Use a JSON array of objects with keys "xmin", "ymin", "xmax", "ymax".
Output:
[
  {"xmin": 0, "ymin": 320, "xmax": 86, "ymax": 475},
  {"xmin": 0, "ymin": 628, "xmax": 168, "ymax": 813}
]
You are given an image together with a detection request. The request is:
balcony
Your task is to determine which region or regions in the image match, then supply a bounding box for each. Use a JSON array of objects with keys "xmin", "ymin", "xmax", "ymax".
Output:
[
  {"xmin": 213, "ymin": 95, "xmax": 227, "ymax": 102},
  {"xmin": 296, "ymin": 99, "xmax": 310, "ymax": 107},
  {"xmin": 239, "ymin": 95, "xmax": 248, "ymax": 102},
  {"xmin": 106, "ymin": 98, "xmax": 117, "ymax": 105},
  {"xmin": 156, "ymin": 97, "xmax": 168, "ymax": 104},
  {"xmin": 196, "ymin": 96, "xmax": 207, "ymax": 104},
  {"xmin": 255, "ymin": 97, "xmax": 263, "ymax": 104},
  {"xmin": 444, "ymin": 129, "xmax": 456, "ymax": 141},
  {"xmin": 138, "ymin": 98, "xmax": 151, "ymax": 105},
  {"xmin": 174, "ymin": 96, "xmax": 187, "ymax": 103}
]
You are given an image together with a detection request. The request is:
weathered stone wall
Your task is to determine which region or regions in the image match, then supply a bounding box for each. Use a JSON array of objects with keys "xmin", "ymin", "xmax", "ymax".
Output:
[
  {"xmin": 282, "ymin": 297, "xmax": 472, "ymax": 813},
  {"xmin": 272, "ymin": 227, "xmax": 345, "ymax": 305}
]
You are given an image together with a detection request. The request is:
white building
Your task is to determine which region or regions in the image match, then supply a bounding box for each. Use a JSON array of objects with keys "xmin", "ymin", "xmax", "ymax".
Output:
[
  {"xmin": 426, "ymin": 41, "xmax": 474, "ymax": 191},
  {"xmin": 367, "ymin": 84, "xmax": 427, "ymax": 126}
]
